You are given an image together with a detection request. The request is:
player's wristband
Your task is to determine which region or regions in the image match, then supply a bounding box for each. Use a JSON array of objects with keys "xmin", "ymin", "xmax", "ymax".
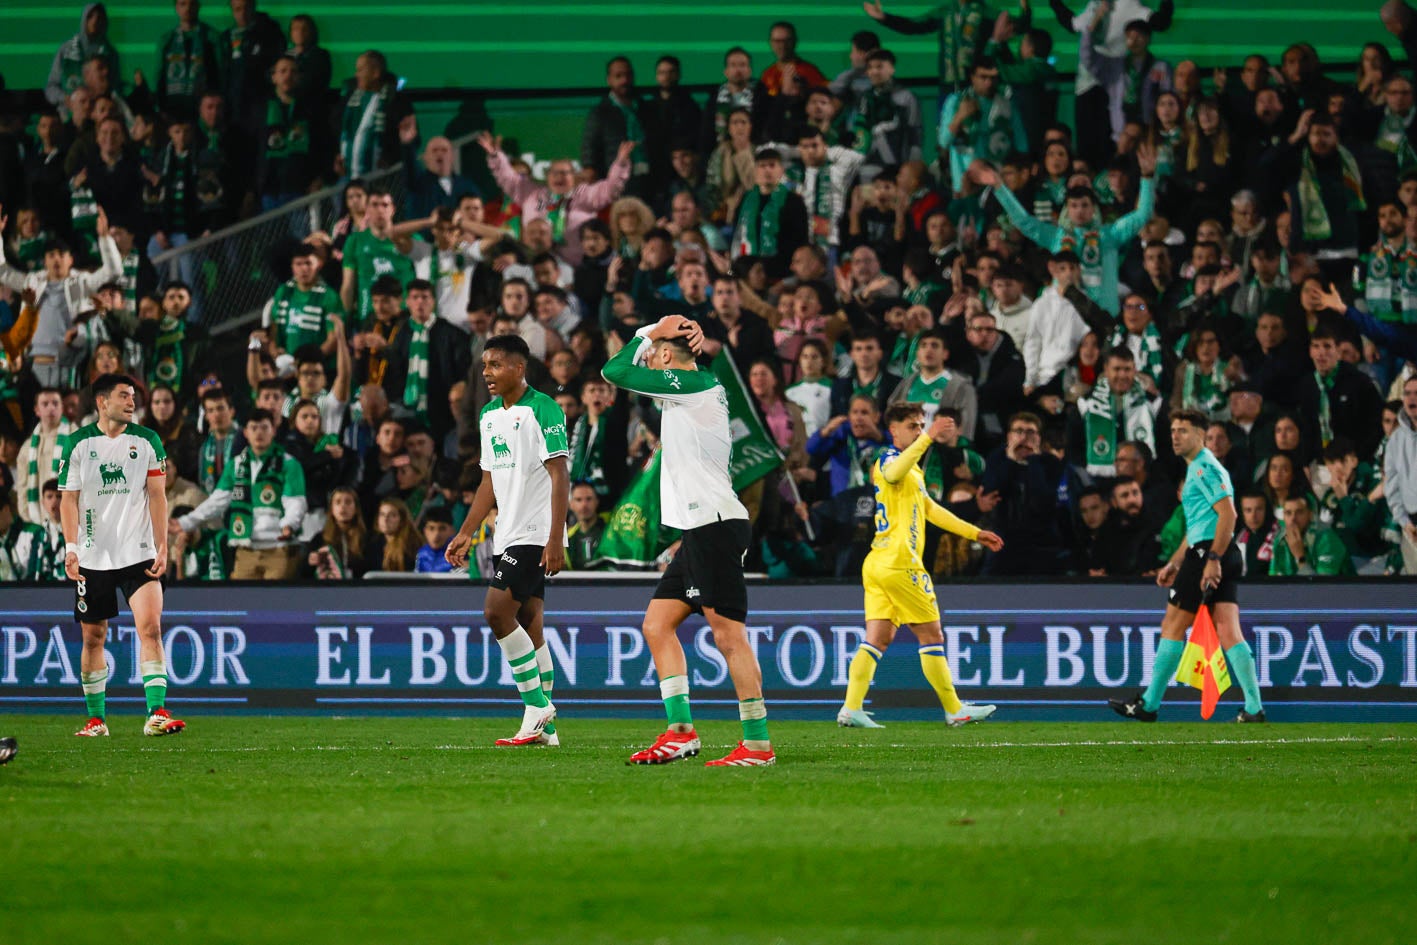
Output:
[{"xmin": 65, "ymin": 542, "xmax": 80, "ymax": 557}]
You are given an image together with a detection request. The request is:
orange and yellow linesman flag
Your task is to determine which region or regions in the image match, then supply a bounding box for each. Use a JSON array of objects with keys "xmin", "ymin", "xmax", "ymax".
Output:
[{"xmin": 1175, "ymin": 604, "xmax": 1232, "ymax": 719}]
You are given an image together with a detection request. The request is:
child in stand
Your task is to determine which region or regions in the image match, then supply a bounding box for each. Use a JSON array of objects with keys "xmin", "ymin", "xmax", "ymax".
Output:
[{"xmin": 414, "ymin": 505, "xmax": 456, "ymax": 574}]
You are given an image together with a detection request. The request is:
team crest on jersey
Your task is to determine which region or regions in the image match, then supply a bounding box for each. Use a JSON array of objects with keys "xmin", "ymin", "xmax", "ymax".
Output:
[{"xmin": 129, "ymin": 446, "xmax": 139, "ymax": 460}]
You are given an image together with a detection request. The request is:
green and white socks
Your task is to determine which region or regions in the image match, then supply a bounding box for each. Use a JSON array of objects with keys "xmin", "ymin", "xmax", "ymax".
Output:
[
  {"xmin": 535, "ymin": 643, "xmax": 556, "ymax": 735},
  {"xmin": 141, "ymin": 660, "xmax": 168, "ymax": 713},
  {"xmin": 658, "ymin": 675, "xmax": 770, "ymax": 747},
  {"xmin": 498, "ymin": 627, "xmax": 550, "ymax": 709},
  {"xmin": 81, "ymin": 669, "xmax": 107, "ymax": 720}
]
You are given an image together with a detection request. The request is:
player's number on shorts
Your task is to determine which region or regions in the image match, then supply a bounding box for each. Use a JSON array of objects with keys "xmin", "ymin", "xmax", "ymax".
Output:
[{"xmin": 76, "ymin": 578, "xmax": 87, "ymax": 597}]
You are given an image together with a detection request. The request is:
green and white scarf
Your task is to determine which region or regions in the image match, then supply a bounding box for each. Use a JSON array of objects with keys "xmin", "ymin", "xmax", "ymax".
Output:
[
  {"xmin": 227, "ymin": 445, "xmax": 293, "ymax": 546},
  {"xmin": 1155, "ymin": 126, "xmax": 1183, "ymax": 179},
  {"xmin": 789, "ymin": 161, "xmax": 835, "ymax": 249},
  {"xmin": 0, "ymin": 348, "xmax": 18, "ymax": 408},
  {"xmin": 69, "ymin": 183, "xmax": 99, "ymax": 255},
  {"xmin": 185, "ymin": 528, "xmax": 229, "ymax": 581},
  {"xmin": 1079, "ymin": 376, "xmax": 1155, "ymax": 476},
  {"xmin": 160, "ymin": 27, "xmax": 213, "ymax": 103},
  {"xmin": 1034, "ymin": 177, "xmax": 1067, "ymax": 221},
  {"xmin": 403, "ymin": 319, "xmax": 431, "ymax": 419},
  {"xmin": 734, "ymin": 184, "xmax": 790, "ymax": 258},
  {"xmin": 15, "ymin": 232, "xmax": 49, "ymax": 272},
  {"xmin": 340, "ymin": 84, "xmax": 392, "ymax": 179},
  {"xmin": 1107, "ymin": 321, "xmax": 1166, "ymax": 389},
  {"xmin": 148, "ymin": 315, "xmax": 186, "ymax": 394},
  {"xmin": 1298, "ymin": 146, "xmax": 1365, "ymax": 242},
  {"xmin": 1181, "ymin": 359, "xmax": 1230, "ymax": 416},
  {"xmin": 846, "ymin": 433, "xmax": 882, "ymax": 489},
  {"xmin": 24, "ymin": 420, "xmax": 74, "ymax": 522},
  {"xmin": 955, "ymin": 91, "xmax": 1015, "ymax": 166},
  {"xmin": 199, "ymin": 431, "xmax": 238, "ymax": 494},
  {"xmin": 610, "ymin": 96, "xmax": 648, "ymax": 175},
  {"xmin": 1375, "ymin": 108, "xmax": 1417, "ymax": 172},
  {"xmin": 569, "ymin": 415, "xmax": 606, "ymax": 493},
  {"xmin": 1315, "ymin": 368, "xmax": 1336, "ymax": 447},
  {"xmin": 1360, "ymin": 239, "xmax": 1417, "ymax": 322}
]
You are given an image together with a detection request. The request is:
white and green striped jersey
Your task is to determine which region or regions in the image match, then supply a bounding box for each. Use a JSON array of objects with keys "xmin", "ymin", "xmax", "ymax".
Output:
[
  {"xmin": 57, "ymin": 423, "xmax": 166, "ymax": 570},
  {"xmin": 479, "ymin": 386, "xmax": 570, "ymax": 555},
  {"xmin": 601, "ymin": 328, "xmax": 749, "ymax": 530}
]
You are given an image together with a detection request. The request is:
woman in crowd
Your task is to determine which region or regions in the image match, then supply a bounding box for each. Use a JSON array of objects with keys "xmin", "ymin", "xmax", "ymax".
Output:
[
  {"xmin": 284, "ymin": 398, "xmax": 351, "ymax": 537},
  {"xmin": 367, "ymin": 496, "xmax": 419, "ymax": 573},
  {"xmin": 306, "ymin": 486, "xmax": 371, "ymax": 580},
  {"xmin": 147, "ymin": 383, "xmax": 200, "ymax": 481}
]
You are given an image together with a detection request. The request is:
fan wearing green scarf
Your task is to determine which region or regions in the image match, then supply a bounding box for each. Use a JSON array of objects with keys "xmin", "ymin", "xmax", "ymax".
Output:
[
  {"xmin": 1354, "ymin": 201, "xmax": 1417, "ymax": 325},
  {"xmin": 938, "ymin": 58, "xmax": 1028, "ymax": 193},
  {"xmin": 1080, "ymin": 347, "xmax": 1159, "ymax": 478},
  {"xmin": 732, "ymin": 149, "xmax": 809, "ymax": 278},
  {"xmin": 17, "ymin": 389, "xmax": 73, "ymax": 524},
  {"xmin": 1290, "ymin": 113, "xmax": 1365, "ymax": 254},
  {"xmin": 173, "ymin": 409, "xmax": 308, "ymax": 580},
  {"xmin": 1106, "ymin": 293, "xmax": 1167, "ymax": 394}
]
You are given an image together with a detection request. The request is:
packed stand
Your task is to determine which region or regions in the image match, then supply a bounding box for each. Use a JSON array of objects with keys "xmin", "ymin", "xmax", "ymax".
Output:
[{"xmin": 4, "ymin": 1, "xmax": 1417, "ymax": 582}]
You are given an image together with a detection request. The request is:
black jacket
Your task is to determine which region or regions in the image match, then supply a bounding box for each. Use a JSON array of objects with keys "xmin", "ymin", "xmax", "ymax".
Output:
[
  {"xmin": 220, "ymin": 11, "xmax": 285, "ymax": 133},
  {"xmin": 581, "ymin": 93, "xmax": 648, "ymax": 180},
  {"xmin": 952, "ymin": 332, "xmax": 1025, "ymax": 452},
  {"xmin": 731, "ymin": 188, "xmax": 809, "ymax": 280},
  {"xmin": 1296, "ymin": 363, "xmax": 1385, "ymax": 463},
  {"xmin": 388, "ymin": 316, "xmax": 472, "ymax": 443},
  {"xmin": 1091, "ymin": 510, "xmax": 1162, "ymax": 576}
]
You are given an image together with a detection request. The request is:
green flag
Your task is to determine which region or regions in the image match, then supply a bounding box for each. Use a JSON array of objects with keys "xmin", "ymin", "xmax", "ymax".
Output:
[
  {"xmin": 594, "ymin": 451, "xmax": 679, "ymax": 568},
  {"xmin": 710, "ymin": 351, "xmax": 784, "ymax": 491}
]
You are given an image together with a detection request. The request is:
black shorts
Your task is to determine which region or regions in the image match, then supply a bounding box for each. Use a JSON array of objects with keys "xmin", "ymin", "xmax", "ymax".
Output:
[
  {"xmin": 653, "ymin": 518, "xmax": 751, "ymax": 623},
  {"xmin": 75, "ymin": 561, "xmax": 159, "ymax": 623},
  {"xmin": 1168, "ymin": 541, "xmax": 1241, "ymax": 614},
  {"xmin": 487, "ymin": 545, "xmax": 547, "ymax": 602}
]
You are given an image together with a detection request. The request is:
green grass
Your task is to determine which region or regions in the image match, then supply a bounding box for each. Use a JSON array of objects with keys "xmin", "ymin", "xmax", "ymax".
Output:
[{"xmin": 3, "ymin": 716, "xmax": 1414, "ymax": 945}]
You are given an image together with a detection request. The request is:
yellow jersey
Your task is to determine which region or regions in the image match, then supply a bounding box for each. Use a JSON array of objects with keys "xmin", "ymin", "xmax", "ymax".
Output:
[{"xmin": 867, "ymin": 432, "xmax": 982, "ymax": 571}]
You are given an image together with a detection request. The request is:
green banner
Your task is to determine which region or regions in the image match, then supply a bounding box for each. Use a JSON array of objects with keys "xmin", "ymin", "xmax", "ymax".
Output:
[
  {"xmin": 710, "ymin": 350, "xmax": 784, "ymax": 491},
  {"xmin": 593, "ymin": 451, "xmax": 675, "ymax": 569}
]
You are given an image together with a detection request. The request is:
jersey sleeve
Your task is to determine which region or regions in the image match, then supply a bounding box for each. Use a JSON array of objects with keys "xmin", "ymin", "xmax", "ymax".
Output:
[
  {"xmin": 283, "ymin": 454, "xmax": 307, "ymax": 498},
  {"xmin": 142, "ymin": 426, "xmax": 168, "ymax": 477},
  {"xmin": 341, "ymin": 233, "xmax": 359, "ymax": 270},
  {"xmin": 1195, "ymin": 460, "xmax": 1232, "ymax": 508},
  {"xmin": 57, "ymin": 432, "xmax": 82, "ymax": 491},
  {"xmin": 601, "ymin": 334, "xmax": 720, "ymax": 402},
  {"xmin": 534, "ymin": 396, "xmax": 570, "ymax": 461}
]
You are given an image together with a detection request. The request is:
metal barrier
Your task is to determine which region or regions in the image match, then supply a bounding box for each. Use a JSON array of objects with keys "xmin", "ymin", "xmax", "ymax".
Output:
[{"xmin": 149, "ymin": 132, "xmax": 481, "ymax": 336}]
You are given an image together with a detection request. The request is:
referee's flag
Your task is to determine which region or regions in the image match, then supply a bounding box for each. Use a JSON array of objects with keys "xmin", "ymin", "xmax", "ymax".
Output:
[{"xmin": 1175, "ymin": 605, "xmax": 1232, "ymax": 719}]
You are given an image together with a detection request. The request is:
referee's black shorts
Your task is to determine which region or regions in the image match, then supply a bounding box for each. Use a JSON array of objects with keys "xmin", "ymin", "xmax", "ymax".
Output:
[
  {"xmin": 75, "ymin": 560, "xmax": 159, "ymax": 623},
  {"xmin": 1168, "ymin": 540, "xmax": 1241, "ymax": 614},
  {"xmin": 653, "ymin": 518, "xmax": 751, "ymax": 623}
]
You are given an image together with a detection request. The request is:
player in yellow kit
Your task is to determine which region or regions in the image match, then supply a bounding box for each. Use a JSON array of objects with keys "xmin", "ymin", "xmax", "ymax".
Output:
[{"xmin": 836, "ymin": 403, "xmax": 1004, "ymax": 728}]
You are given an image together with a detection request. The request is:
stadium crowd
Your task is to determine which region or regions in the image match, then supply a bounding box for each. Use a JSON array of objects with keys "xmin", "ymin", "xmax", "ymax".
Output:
[{"xmin": 3, "ymin": 0, "xmax": 1417, "ymax": 583}]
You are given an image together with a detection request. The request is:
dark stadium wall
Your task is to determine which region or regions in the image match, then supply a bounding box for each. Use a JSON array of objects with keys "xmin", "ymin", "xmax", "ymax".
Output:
[{"xmin": 3, "ymin": 582, "xmax": 1416, "ymax": 721}]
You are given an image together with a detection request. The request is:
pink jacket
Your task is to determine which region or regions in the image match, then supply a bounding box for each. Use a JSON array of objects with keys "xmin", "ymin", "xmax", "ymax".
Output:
[{"xmin": 489, "ymin": 150, "xmax": 629, "ymax": 264}]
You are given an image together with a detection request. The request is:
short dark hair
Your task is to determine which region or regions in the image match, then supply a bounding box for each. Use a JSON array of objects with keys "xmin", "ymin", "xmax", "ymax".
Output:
[
  {"xmin": 883, "ymin": 402, "xmax": 925, "ymax": 426},
  {"xmin": 421, "ymin": 505, "xmax": 454, "ymax": 526},
  {"xmin": 656, "ymin": 54, "xmax": 682, "ymax": 70},
  {"xmin": 42, "ymin": 477, "xmax": 60, "ymax": 494},
  {"xmin": 1171, "ymin": 408, "xmax": 1209, "ymax": 431},
  {"xmin": 201, "ymin": 387, "xmax": 232, "ymax": 407},
  {"xmin": 1310, "ymin": 322, "xmax": 1341, "ymax": 343},
  {"xmin": 579, "ymin": 219, "xmax": 611, "ymax": 239},
  {"xmin": 851, "ymin": 30, "xmax": 881, "ymax": 52},
  {"xmin": 257, "ymin": 378, "xmax": 287, "ymax": 396},
  {"xmin": 1025, "ymin": 28, "xmax": 1053, "ymax": 58},
  {"xmin": 293, "ymin": 344, "xmax": 325, "ymax": 367},
  {"xmin": 867, "ymin": 49, "xmax": 896, "ymax": 65},
  {"xmin": 1321, "ymin": 436, "xmax": 1358, "ymax": 462},
  {"xmin": 91, "ymin": 373, "xmax": 133, "ymax": 400},
  {"xmin": 724, "ymin": 46, "xmax": 751, "ymax": 64},
  {"xmin": 755, "ymin": 147, "xmax": 783, "ymax": 164},
  {"xmin": 769, "ymin": 20, "xmax": 797, "ymax": 39},
  {"xmin": 484, "ymin": 333, "xmax": 532, "ymax": 361},
  {"xmin": 797, "ymin": 125, "xmax": 824, "ymax": 143},
  {"xmin": 246, "ymin": 408, "xmax": 277, "ymax": 427},
  {"xmin": 370, "ymin": 275, "xmax": 403, "ymax": 298},
  {"xmin": 1105, "ymin": 346, "xmax": 1136, "ymax": 365},
  {"xmin": 405, "ymin": 278, "xmax": 435, "ymax": 295},
  {"xmin": 1110, "ymin": 474, "xmax": 1140, "ymax": 496}
]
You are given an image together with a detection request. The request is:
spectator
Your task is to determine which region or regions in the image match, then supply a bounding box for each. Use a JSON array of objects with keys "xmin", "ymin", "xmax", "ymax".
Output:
[
  {"xmin": 749, "ymin": 357, "xmax": 809, "ymax": 465},
  {"xmin": 46, "ymin": 4, "xmax": 120, "ymax": 109},
  {"xmin": 263, "ymin": 244, "xmax": 343, "ymax": 357},
  {"xmin": 1285, "ymin": 113, "xmax": 1364, "ymax": 285},
  {"xmin": 981, "ymin": 410, "xmax": 1069, "ymax": 574},
  {"xmin": 806, "ymin": 393, "xmax": 888, "ymax": 495},
  {"xmin": 286, "ymin": 14, "xmax": 332, "ymax": 107},
  {"xmin": 352, "ymin": 275, "xmax": 409, "ymax": 401},
  {"xmin": 831, "ymin": 328, "xmax": 901, "ymax": 416},
  {"xmin": 863, "ymin": 0, "xmax": 990, "ymax": 95},
  {"xmin": 1235, "ymin": 488, "xmax": 1278, "ymax": 578},
  {"xmin": 389, "ymin": 279, "xmax": 469, "ymax": 444},
  {"xmin": 1089, "ymin": 476, "xmax": 1162, "ymax": 576},
  {"xmin": 14, "ymin": 388, "xmax": 73, "ymax": 524},
  {"xmin": 306, "ymin": 485, "xmax": 370, "ymax": 579},
  {"xmin": 367, "ymin": 496, "xmax": 419, "ymax": 572},
  {"xmin": 1231, "ymin": 240, "xmax": 1291, "ymax": 324},
  {"xmin": 794, "ymin": 126, "xmax": 865, "ymax": 261},
  {"xmin": 336, "ymin": 50, "xmax": 413, "ymax": 180},
  {"xmin": 831, "ymin": 30, "xmax": 882, "ymax": 113},
  {"xmin": 401, "ymin": 119, "xmax": 479, "ymax": 221},
  {"xmin": 1021, "ymin": 252, "xmax": 1105, "ymax": 396},
  {"xmin": 414, "ymin": 505, "xmax": 455, "ymax": 573},
  {"xmin": 761, "ymin": 20, "xmax": 828, "ymax": 97},
  {"xmin": 1076, "ymin": 347, "xmax": 1162, "ymax": 478},
  {"xmin": 277, "ymin": 337, "xmax": 350, "ymax": 437},
  {"xmin": 582, "ymin": 56, "xmax": 650, "ymax": 185},
  {"xmin": 147, "ymin": 383, "xmax": 201, "ymax": 483},
  {"xmin": 700, "ymin": 274, "xmax": 775, "ymax": 375},
  {"xmin": 644, "ymin": 56, "xmax": 701, "ymax": 194},
  {"xmin": 0, "ymin": 207, "xmax": 119, "ymax": 389},
  {"xmin": 194, "ymin": 386, "xmax": 243, "ymax": 492},
  {"xmin": 257, "ymin": 55, "xmax": 321, "ymax": 212},
  {"xmin": 731, "ymin": 148, "xmax": 809, "ymax": 279},
  {"xmin": 1262, "ymin": 450, "xmax": 1310, "ymax": 520},
  {"xmin": 938, "ymin": 57, "xmax": 1028, "ymax": 194},
  {"xmin": 1241, "ymin": 311, "xmax": 1308, "ymax": 409},
  {"xmin": 340, "ymin": 186, "xmax": 415, "ymax": 321},
  {"xmin": 786, "ymin": 337, "xmax": 835, "ymax": 436},
  {"xmin": 1115, "ymin": 439, "xmax": 1176, "ymax": 533},
  {"xmin": 174, "ymin": 407, "xmax": 308, "ymax": 578},
  {"xmin": 1169, "ymin": 325, "xmax": 1230, "ymax": 419},
  {"xmin": 220, "ymin": 0, "xmax": 284, "ymax": 135},
  {"xmin": 1316, "ymin": 436, "xmax": 1383, "ymax": 558},
  {"xmin": 145, "ymin": 116, "xmax": 205, "ymax": 289},
  {"xmin": 888, "ymin": 328, "xmax": 977, "ymax": 433},
  {"xmin": 1108, "ymin": 292, "xmax": 1170, "ymax": 396},
  {"xmin": 567, "ymin": 480, "xmax": 607, "ymax": 570},
  {"xmin": 980, "ymin": 144, "xmax": 1158, "ymax": 314},
  {"xmin": 155, "ymin": 0, "xmax": 221, "ymax": 120},
  {"xmin": 1357, "ymin": 74, "xmax": 1417, "ymax": 204},
  {"xmin": 481, "ymin": 132, "xmax": 630, "ymax": 266},
  {"xmin": 1205, "ymin": 420, "xmax": 1251, "ymax": 486},
  {"xmin": 987, "ymin": 264, "xmax": 1032, "ymax": 350},
  {"xmin": 1382, "ymin": 374, "xmax": 1417, "ymax": 573},
  {"xmin": 283, "ymin": 397, "xmax": 351, "ymax": 534},
  {"xmin": 1270, "ymin": 494, "xmax": 1355, "ymax": 575},
  {"xmin": 1295, "ymin": 321, "xmax": 1384, "ymax": 462},
  {"xmin": 851, "ymin": 50, "xmax": 923, "ymax": 179},
  {"xmin": 701, "ymin": 47, "xmax": 763, "ymax": 153},
  {"xmin": 955, "ymin": 309, "xmax": 1024, "ymax": 452}
]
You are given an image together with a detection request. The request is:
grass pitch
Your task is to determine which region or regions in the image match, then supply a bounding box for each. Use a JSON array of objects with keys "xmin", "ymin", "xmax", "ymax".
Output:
[{"xmin": 2, "ymin": 716, "xmax": 1413, "ymax": 945}]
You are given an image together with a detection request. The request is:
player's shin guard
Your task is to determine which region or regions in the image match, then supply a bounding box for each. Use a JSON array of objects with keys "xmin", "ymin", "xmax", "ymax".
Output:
[
  {"xmin": 498, "ymin": 628, "xmax": 549, "ymax": 708},
  {"xmin": 1225, "ymin": 641, "xmax": 1264, "ymax": 714},
  {"xmin": 141, "ymin": 660, "xmax": 167, "ymax": 712},
  {"xmin": 660, "ymin": 674, "xmax": 693, "ymax": 730},
  {"xmin": 739, "ymin": 697, "xmax": 769, "ymax": 748},
  {"xmin": 81, "ymin": 669, "xmax": 108, "ymax": 720},
  {"xmin": 843, "ymin": 643, "xmax": 883, "ymax": 711},
  {"xmin": 919, "ymin": 644, "xmax": 963, "ymax": 714},
  {"xmin": 1143, "ymin": 638, "xmax": 1187, "ymax": 712},
  {"xmin": 535, "ymin": 643, "xmax": 556, "ymax": 735}
]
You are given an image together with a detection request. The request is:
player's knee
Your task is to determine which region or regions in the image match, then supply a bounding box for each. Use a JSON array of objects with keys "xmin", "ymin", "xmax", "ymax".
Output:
[
  {"xmin": 136, "ymin": 620, "xmax": 163, "ymax": 644},
  {"xmin": 80, "ymin": 623, "xmax": 107, "ymax": 647},
  {"xmin": 708, "ymin": 621, "xmax": 746, "ymax": 655}
]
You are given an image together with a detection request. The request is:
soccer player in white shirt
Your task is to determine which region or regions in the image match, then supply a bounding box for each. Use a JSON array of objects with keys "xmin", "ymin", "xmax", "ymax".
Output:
[
  {"xmin": 59, "ymin": 374, "xmax": 184, "ymax": 737},
  {"xmin": 445, "ymin": 334, "xmax": 570, "ymax": 746},
  {"xmin": 602, "ymin": 315, "xmax": 776, "ymax": 767}
]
